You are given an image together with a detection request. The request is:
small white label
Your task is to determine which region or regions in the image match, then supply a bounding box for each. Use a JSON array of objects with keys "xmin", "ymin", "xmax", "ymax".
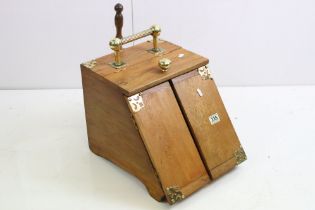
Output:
[
  {"xmin": 178, "ymin": 53, "xmax": 185, "ymax": 58},
  {"xmin": 209, "ymin": 113, "xmax": 220, "ymax": 125},
  {"xmin": 196, "ymin": 88, "xmax": 203, "ymax": 97}
]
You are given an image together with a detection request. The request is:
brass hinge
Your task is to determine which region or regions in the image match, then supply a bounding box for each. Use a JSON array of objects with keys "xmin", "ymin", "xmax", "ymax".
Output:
[
  {"xmin": 166, "ymin": 186, "xmax": 185, "ymax": 204},
  {"xmin": 234, "ymin": 146, "xmax": 247, "ymax": 165},
  {"xmin": 198, "ymin": 65, "xmax": 212, "ymax": 80},
  {"xmin": 82, "ymin": 59, "xmax": 97, "ymax": 70},
  {"xmin": 127, "ymin": 93, "xmax": 144, "ymax": 112}
]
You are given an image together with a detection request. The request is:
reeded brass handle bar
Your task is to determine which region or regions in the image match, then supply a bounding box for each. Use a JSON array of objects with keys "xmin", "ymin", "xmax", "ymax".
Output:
[
  {"xmin": 109, "ymin": 25, "xmax": 163, "ymax": 69},
  {"xmin": 122, "ymin": 26, "xmax": 159, "ymax": 46}
]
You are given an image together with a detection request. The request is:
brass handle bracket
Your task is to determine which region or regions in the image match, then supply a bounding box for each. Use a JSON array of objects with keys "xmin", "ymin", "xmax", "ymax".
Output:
[{"xmin": 109, "ymin": 25, "xmax": 164, "ymax": 69}]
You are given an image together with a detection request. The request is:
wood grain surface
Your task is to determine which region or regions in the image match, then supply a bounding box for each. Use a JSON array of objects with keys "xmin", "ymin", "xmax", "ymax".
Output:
[
  {"xmin": 172, "ymin": 70, "xmax": 241, "ymax": 179},
  {"xmin": 89, "ymin": 40, "xmax": 208, "ymax": 96},
  {"xmin": 127, "ymin": 82, "xmax": 210, "ymax": 204},
  {"xmin": 81, "ymin": 67, "xmax": 165, "ymax": 200}
]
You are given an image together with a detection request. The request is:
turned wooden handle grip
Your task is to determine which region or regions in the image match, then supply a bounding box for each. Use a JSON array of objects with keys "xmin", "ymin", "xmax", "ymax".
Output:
[
  {"xmin": 114, "ymin": 3, "xmax": 123, "ymax": 39},
  {"xmin": 109, "ymin": 4, "xmax": 162, "ymax": 69}
]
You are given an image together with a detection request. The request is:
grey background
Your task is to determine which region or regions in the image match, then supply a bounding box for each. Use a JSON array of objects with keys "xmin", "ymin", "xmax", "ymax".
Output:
[{"xmin": 1, "ymin": 0, "xmax": 314, "ymax": 89}]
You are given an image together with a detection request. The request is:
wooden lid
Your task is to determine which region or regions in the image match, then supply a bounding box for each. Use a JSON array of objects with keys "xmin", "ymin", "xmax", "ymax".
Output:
[{"xmin": 81, "ymin": 40, "xmax": 208, "ymax": 96}]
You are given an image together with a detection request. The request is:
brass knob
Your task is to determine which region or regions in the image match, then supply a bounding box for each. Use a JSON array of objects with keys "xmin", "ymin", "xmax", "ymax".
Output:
[
  {"xmin": 159, "ymin": 58, "xmax": 172, "ymax": 72},
  {"xmin": 109, "ymin": 38, "xmax": 122, "ymax": 51},
  {"xmin": 151, "ymin": 25, "xmax": 161, "ymax": 35}
]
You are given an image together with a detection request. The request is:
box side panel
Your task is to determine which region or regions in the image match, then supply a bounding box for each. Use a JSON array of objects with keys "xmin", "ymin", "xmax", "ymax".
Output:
[{"xmin": 81, "ymin": 67, "xmax": 164, "ymax": 200}]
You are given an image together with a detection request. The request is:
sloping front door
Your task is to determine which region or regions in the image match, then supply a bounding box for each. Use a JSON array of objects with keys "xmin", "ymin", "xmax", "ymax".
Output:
[
  {"xmin": 172, "ymin": 69, "xmax": 246, "ymax": 179},
  {"xmin": 127, "ymin": 82, "xmax": 210, "ymax": 204}
]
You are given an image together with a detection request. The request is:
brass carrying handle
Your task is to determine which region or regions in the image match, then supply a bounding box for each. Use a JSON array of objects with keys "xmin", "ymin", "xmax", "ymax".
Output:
[
  {"xmin": 109, "ymin": 25, "xmax": 162, "ymax": 69},
  {"xmin": 109, "ymin": 3, "xmax": 162, "ymax": 69}
]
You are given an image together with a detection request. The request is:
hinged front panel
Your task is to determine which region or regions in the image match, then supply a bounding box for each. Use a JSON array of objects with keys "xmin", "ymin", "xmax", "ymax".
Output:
[
  {"xmin": 172, "ymin": 69, "xmax": 246, "ymax": 179},
  {"xmin": 126, "ymin": 82, "xmax": 210, "ymax": 204}
]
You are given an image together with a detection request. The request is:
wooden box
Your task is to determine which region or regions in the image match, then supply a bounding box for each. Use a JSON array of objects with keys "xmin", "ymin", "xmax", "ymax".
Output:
[{"xmin": 80, "ymin": 4, "xmax": 246, "ymax": 205}]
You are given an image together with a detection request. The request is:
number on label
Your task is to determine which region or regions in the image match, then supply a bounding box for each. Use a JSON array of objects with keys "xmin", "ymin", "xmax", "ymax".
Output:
[{"xmin": 209, "ymin": 113, "xmax": 220, "ymax": 125}]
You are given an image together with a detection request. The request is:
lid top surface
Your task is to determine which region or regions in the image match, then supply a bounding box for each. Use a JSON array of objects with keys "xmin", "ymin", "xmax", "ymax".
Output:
[{"xmin": 82, "ymin": 40, "xmax": 208, "ymax": 96}]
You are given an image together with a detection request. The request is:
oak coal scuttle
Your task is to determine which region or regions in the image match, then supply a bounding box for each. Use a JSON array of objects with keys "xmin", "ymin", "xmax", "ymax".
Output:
[{"xmin": 80, "ymin": 3, "xmax": 247, "ymax": 205}]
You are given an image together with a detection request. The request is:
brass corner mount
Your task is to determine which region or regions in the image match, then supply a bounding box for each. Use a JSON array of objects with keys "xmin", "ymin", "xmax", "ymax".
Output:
[
  {"xmin": 234, "ymin": 146, "xmax": 247, "ymax": 165},
  {"xmin": 82, "ymin": 59, "xmax": 97, "ymax": 69},
  {"xmin": 166, "ymin": 186, "xmax": 185, "ymax": 204}
]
